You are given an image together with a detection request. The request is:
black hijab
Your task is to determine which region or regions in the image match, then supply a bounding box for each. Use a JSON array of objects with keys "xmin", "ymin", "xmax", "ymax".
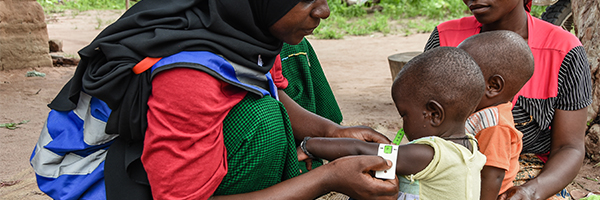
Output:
[{"xmin": 49, "ymin": 0, "xmax": 301, "ymax": 141}]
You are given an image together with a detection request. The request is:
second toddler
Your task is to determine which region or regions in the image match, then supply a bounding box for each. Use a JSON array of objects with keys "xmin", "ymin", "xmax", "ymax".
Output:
[{"xmin": 458, "ymin": 30, "xmax": 535, "ymax": 200}]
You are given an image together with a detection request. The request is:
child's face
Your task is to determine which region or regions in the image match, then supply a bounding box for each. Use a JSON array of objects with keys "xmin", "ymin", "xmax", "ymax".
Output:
[
  {"xmin": 393, "ymin": 86, "xmax": 430, "ymax": 141},
  {"xmin": 463, "ymin": 0, "xmax": 522, "ymax": 25}
]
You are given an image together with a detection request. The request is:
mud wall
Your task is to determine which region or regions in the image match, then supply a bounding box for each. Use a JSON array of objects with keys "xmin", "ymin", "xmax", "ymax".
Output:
[{"xmin": 0, "ymin": 0, "xmax": 52, "ymax": 70}]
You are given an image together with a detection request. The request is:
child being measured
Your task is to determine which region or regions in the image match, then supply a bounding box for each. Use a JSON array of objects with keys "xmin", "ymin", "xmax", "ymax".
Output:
[
  {"xmin": 458, "ymin": 30, "xmax": 535, "ymax": 200},
  {"xmin": 298, "ymin": 47, "xmax": 487, "ymax": 200}
]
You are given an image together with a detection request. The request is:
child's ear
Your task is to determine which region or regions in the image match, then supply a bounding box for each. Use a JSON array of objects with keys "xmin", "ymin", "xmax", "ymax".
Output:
[
  {"xmin": 426, "ymin": 100, "xmax": 444, "ymax": 127},
  {"xmin": 486, "ymin": 74, "xmax": 505, "ymax": 98}
]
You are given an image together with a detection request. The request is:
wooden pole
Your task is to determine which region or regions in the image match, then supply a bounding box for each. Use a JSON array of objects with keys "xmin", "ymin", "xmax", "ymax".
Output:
[{"xmin": 125, "ymin": 0, "xmax": 129, "ymax": 9}]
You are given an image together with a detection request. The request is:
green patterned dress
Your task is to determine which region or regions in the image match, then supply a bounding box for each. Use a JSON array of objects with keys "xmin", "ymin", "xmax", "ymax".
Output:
[{"xmin": 280, "ymin": 38, "xmax": 344, "ymax": 173}]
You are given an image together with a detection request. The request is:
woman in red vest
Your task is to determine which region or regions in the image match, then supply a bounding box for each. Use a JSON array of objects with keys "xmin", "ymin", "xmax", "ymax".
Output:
[{"xmin": 424, "ymin": 0, "xmax": 591, "ymax": 200}]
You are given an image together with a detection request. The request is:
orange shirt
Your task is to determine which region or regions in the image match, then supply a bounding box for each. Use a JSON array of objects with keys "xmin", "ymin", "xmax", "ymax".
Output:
[{"xmin": 465, "ymin": 102, "xmax": 523, "ymax": 194}]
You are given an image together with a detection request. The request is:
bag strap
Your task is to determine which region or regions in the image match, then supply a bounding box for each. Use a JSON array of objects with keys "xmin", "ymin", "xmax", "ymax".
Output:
[{"xmin": 132, "ymin": 57, "xmax": 162, "ymax": 74}]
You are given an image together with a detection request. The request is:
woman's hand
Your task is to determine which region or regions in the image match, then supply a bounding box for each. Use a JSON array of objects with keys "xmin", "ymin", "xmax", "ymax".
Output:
[
  {"xmin": 325, "ymin": 155, "xmax": 399, "ymax": 200},
  {"xmin": 297, "ymin": 145, "xmax": 310, "ymax": 161},
  {"xmin": 296, "ymin": 145, "xmax": 314, "ymax": 171},
  {"xmin": 498, "ymin": 185, "xmax": 536, "ymax": 200},
  {"xmin": 500, "ymin": 108, "xmax": 587, "ymax": 200},
  {"xmin": 210, "ymin": 155, "xmax": 399, "ymax": 200},
  {"xmin": 328, "ymin": 125, "xmax": 391, "ymax": 144}
]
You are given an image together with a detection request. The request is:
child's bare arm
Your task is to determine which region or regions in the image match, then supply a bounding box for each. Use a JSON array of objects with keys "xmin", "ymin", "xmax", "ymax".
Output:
[
  {"xmin": 304, "ymin": 137, "xmax": 434, "ymax": 176},
  {"xmin": 304, "ymin": 137, "xmax": 378, "ymax": 161},
  {"xmin": 480, "ymin": 166, "xmax": 505, "ymax": 200},
  {"xmin": 394, "ymin": 144, "xmax": 433, "ymax": 175}
]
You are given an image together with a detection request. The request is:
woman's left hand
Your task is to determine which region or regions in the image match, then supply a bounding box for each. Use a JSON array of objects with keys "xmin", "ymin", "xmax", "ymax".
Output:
[
  {"xmin": 328, "ymin": 125, "xmax": 391, "ymax": 144},
  {"xmin": 296, "ymin": 146, "xmax": 314, "ymax": 171}
]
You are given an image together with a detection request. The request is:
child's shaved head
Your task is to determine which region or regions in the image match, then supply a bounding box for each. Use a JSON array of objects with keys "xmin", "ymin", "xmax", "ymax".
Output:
[
  {"xmin": 392, "ymin": 47, "xmax": 485, "ymax": 120},
  {"xmin": 458, "ymin": 30, "xmax": 534, "ymax": 98}
]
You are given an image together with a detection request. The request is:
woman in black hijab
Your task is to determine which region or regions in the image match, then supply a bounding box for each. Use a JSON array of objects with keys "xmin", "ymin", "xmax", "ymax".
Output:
[{"xmin": 31, "ymin": 0, "xmax": 399, "ymax": 199}]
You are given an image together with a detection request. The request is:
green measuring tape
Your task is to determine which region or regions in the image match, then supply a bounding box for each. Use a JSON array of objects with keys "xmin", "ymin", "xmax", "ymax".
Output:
[{"xmin": 392, "ymin": 128, "xmax": 405, "ymax": 145}]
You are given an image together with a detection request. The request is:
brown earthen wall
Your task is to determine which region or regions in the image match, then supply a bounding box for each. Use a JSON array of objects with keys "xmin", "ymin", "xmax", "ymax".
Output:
[{"xmin": 0, "ymin": 0, "xmax": 52, "ymax": 70}]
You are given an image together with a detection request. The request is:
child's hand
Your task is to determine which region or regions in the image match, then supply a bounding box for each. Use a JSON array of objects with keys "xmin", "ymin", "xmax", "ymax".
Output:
[{"xmin": 296, "ymin": 146, "xmax": 313, "ymax": 170}]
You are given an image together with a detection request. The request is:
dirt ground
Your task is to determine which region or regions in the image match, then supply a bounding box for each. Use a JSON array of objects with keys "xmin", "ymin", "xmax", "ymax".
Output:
[{"xmin": 1, "ymin": 10, "xmax": 599, "ymax": 199}]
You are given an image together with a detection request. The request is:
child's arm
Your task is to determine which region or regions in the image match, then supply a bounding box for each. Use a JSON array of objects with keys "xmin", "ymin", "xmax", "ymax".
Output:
[
  {"xmin": 480, "ymin": 166, "xmax": 505, "ymax": 200},
  {"xmin": 303, "ymin": 137, "xmax": 378, "ymax": 161},
  {"xmin": 303, "ymin": 137, "xmax": 434, "ymax": 175}
]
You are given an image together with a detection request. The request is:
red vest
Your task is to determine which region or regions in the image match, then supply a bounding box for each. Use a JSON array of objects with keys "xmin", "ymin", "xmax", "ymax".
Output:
[{"xmin": 437, "ymin": 14, "xmax": 582, "ymax": 103}]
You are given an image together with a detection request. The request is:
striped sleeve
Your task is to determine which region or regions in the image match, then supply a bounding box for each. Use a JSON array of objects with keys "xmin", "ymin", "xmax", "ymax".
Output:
[
  {"xmin": 424, "ymin": 27, "xmax": 440, "ymax": 52},
  {"xmin": 555, "ymin": 46, "xmax": 592, "ymax": 110}
]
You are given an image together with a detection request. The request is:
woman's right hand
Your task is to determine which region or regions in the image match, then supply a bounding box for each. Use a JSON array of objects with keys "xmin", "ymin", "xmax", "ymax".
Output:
[
  {"xmin": 324, "ymin": 155, "xmax": 399, "ymax": 200},
  {"xmin": 209, "ymin": 155, "xmax": 398, "ymax": 200},
  {"xmin": 497, "ymin": 185, "xmax": 536, "ymax": 200}
]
